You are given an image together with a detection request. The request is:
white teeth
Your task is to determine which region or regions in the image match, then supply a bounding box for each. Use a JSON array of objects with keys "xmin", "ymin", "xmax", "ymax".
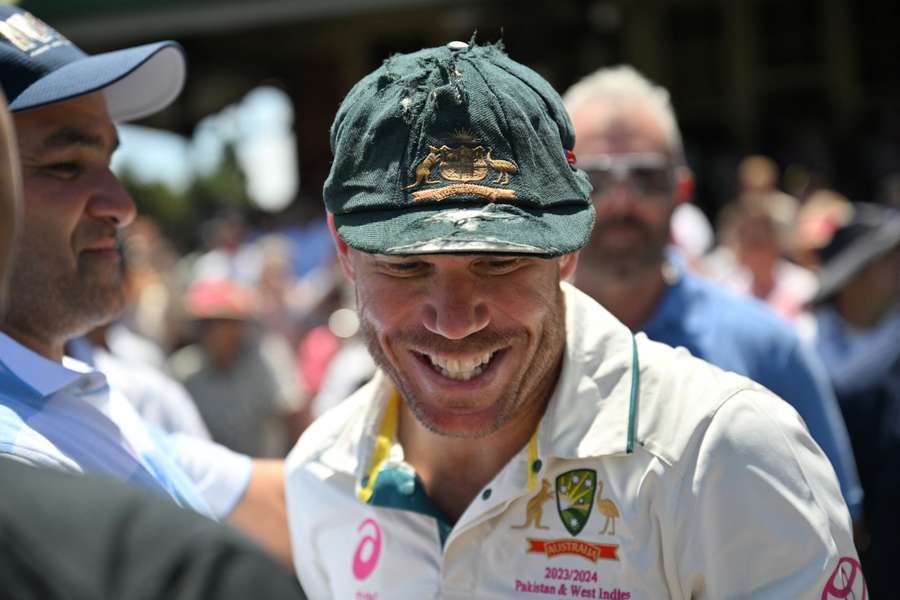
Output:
[{"xmin": 427, "ymin": 351, "xmax": 494, "ymax": 380}]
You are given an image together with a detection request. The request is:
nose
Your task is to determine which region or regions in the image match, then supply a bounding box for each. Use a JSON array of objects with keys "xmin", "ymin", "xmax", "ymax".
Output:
[
  {"xmin": 599, "ymin": 179, "xmax": 635, "ymax": 206},
  {"xmin": 422, "ymin": 272, "xmax": 490, "ymax": 340},
  {"xmin": 594, "ymin": 181, "xmax": 636, "ymax": 218},
  {"xmin": 85, "ymin": 168, "xmax": 136, "ymax": 228}
]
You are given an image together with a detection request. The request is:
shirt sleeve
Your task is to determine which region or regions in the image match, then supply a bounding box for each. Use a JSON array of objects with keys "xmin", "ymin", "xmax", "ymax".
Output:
[
  {"xmin": 0, "ymin": 451, "xmax": 39, "ymax": 466},
  {"xmin": 770, "ymin": 336, "xmax": 864, "ymax": 521},
  {"xmin": 669, "ymin": 389, "xmax": 865, "ymax": 599},
  {"xmin": 166, "ymin": 433, "xmax": 253, "ymax": 518}
]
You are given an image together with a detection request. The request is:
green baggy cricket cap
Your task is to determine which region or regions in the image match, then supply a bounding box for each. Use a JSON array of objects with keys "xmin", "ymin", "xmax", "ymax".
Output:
[{"xmin": 324, "ymin": 41, "xmax": 594, "ymax": 257}]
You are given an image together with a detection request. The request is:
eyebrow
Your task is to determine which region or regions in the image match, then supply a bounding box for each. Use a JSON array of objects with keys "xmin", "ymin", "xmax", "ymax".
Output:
[{"xmin": 40, "ymin": 127, "xmax": 120, "ymax": 154}]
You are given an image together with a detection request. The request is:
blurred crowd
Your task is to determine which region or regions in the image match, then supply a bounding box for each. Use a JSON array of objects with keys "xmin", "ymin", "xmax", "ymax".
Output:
[{"xmin": 2, "ymin": 5, "xmax": 898, "ymax": 595}]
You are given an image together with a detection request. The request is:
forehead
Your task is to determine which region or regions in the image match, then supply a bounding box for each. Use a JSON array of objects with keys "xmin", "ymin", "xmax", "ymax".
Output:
[
  {"xmin": 570, "ymin": 99, "xmax": 670, "ymax": 158},
  {"xmin": 13, "ymin": 92, "xmax": 117, "ymax": 154}
]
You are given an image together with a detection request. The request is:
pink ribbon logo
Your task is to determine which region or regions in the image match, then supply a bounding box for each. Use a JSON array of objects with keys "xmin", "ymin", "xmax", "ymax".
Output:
[{"xmin": 352, "ymin": 518, "xmax": 383, "ymax": 581}]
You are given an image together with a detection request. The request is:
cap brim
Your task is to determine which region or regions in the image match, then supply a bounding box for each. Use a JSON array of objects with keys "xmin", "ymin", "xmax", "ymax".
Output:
[
  {"xmin": 812, "ymin": 215, "xmax": 900, "ymax": 304},
  {"xmin": 333, "ymin": 202, "xmax": 595, "ymax": 257},
  {"xmin": 9, "ymin": 41, "xmax": 185, "ymax": 122}
]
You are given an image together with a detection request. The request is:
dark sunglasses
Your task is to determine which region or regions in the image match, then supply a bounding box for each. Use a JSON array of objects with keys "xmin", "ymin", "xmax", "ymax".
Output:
[{"xmin": 580, "ymin": 153, "xmax": 676, "ymax": 198}]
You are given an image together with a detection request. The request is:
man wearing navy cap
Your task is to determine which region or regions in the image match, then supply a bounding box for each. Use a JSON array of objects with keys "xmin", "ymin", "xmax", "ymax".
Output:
[
  {"xmin": 0, "ymin": 7, "xmax": 290, "ymax": 564},
  {"xmin": 0, "ymin": 89, "xmax": 306, "ymax": 600},
  {"xmin": 285, "ymin": 41, "xmax": 862, "ymax": 598}
]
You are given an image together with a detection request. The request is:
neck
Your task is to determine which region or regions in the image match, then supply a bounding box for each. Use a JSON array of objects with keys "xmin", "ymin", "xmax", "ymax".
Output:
[
  {"xmin": 577, "ymin": 264, "xmax": 668, "ymax": 330},
  {"xmin": 398, "ymin": 359, "xmax": 560, "ymax": 523},
  {"xmin": 0, "ymin": 323, "xmax": 64, "ymax": 362}
]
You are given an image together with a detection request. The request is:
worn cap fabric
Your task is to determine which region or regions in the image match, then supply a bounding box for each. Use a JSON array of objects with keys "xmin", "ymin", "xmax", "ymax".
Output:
[
  {"xmin": 0, "ymin": 6, "xmax": 185, "ymax": 121},
  {"xmin": 812, "ymin": 202, "xmax": 900, "ymax": 303},
  {"xmin": 325, "ymin": 41, "xmax": 594, "ymax": 257}
]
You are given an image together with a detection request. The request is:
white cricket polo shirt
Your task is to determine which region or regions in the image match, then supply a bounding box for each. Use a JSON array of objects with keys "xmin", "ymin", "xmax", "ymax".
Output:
[{"xmin": 286, "ymin": 284, "xmax": 863, "ymax": 599}]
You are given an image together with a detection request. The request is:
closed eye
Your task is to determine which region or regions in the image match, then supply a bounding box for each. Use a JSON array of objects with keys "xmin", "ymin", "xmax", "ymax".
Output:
[
  {"xmin": 39, "ymin": 161, "xmax": 84, "ymax": 180},
  {"xmin": 475, "ymin": 257, "xmax": 527, "ymax": 275},
  {"xmin": 377, "ymin": 259, "xmax": 430, "ymax": 278}
]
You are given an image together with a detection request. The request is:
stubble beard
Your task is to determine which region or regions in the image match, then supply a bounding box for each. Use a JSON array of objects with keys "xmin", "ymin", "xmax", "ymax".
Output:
[
  {"xmin": 582, "ymin": 217, "xmax": 668, "ymax": 283},
  {"xmin": 357, "ymin": 291, "xmax": 567, "ymax": 440},
  {"xmin": 2, "ymin": 240, "xmax": 125, "ymax": 348}
]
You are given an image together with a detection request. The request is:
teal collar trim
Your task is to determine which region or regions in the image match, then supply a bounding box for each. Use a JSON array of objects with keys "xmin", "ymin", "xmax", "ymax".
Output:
[
  {"xmin": 368, "ymin": 466, "xmax": 453, "ymax": 547},
  {"xmin": 626, "ymin": 335, "xmax": 640, "ymax": 454}
]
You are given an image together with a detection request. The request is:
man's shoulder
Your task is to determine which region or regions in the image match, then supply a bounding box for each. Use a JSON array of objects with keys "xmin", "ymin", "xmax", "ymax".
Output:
[
  {"xmin": 286, "ymin": 376, "xmax": 380, "ymax": 477},
  {"xmin": 0, "ymin": 401, "xmax": 80, "ymax": 471},
  {"xmin": 632, "ymin": 335, "xmax": 788, "ymax": 465},
  {"xmin": 680, "ymin": 272, "xmax": 797, "ymax": 341},
  {"xmin": 660, "ymin": 273, "xmax": 814, "ymax": 390}
]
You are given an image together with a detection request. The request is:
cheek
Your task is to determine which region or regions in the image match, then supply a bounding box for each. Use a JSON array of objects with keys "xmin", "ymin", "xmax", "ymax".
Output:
[
  {"xmin": 355, "ymin": 278, "xmax": 415, "ymax": 338},
  {"xmin": 493, "ymin": 273, "xmax": 562, "ymax": 334},
  {"xmin": 22, "ymin": 181, "xmax": 80, "ymax": 241}
]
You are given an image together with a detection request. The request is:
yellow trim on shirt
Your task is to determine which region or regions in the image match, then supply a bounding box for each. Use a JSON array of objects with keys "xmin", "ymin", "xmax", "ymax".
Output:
[
  {"xmin": 358, "ymin": 390, "xmax": 400, "ymax": 503},
  {"xmin": 527, "ymin": 425, "xmax": 539, "ymax": 492}
]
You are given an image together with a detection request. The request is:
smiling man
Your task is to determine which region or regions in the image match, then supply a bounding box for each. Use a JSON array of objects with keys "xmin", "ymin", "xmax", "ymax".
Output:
[
  {"xmin": 285, "ymin": 43, "xmax": 862, "ymax": 599},
  {"xmin": 0, "ymin": 6, "xmax": 290, "ymax": 565}
]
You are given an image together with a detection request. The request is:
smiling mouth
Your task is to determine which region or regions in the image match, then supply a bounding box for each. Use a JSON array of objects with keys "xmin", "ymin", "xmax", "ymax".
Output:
[{"xmin": 416, "ymin": 349, "xmax": 499, "ymax": 381}]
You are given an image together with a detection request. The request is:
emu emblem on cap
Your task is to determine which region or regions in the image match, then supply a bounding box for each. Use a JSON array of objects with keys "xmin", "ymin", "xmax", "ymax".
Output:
[{"xmin": 405, "ymin": 131, "xmax": 518, "ymax": 203}]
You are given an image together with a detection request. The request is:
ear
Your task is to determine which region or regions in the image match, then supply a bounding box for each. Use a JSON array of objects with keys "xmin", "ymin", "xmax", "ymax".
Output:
[
  {"xmin": 327, "ymin": 212, "xmax": 356, "ymax": 281},
  {"xmin": 558, "ymin": 251, "xmax": 579, "ymax": 282},
  {"xmin": 674, "ymin": 167, "xmax": 694, "ymax": 204}
]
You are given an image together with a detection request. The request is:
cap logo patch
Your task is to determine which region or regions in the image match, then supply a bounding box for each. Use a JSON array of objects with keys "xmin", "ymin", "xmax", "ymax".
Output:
[
  {"xmin": 0, "ymin": 12, "xmax": 66, "ymax": 56},
  {"xmin": 404, "ymin": 130, "xmax": 519, "ymax": 203}
]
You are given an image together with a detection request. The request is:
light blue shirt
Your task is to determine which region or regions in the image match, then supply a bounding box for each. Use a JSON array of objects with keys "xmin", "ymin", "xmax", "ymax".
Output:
[
  {"xmin": 0, "ymin": 333, "xmax": 251, "ymax": 517},
  {"xmin": 641, "ymin": 267, "xmax": 864, "ymax": 520},
  {"xmin": 810, "ymin": 306, "xmax": 900, "ymax": 396}
]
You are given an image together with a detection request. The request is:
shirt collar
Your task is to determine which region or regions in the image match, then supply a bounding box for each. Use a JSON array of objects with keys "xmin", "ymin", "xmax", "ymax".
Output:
[
  {"xmin": 0, "ymin": 332, "xmax": 94, "ymax": 397},
  {"xmin": 538, "ymin": 283, "xmax": 638, "ymax": 460}
]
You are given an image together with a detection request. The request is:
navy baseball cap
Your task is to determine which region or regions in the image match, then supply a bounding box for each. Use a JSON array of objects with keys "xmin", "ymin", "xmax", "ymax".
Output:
[{"xmin": 0, "ymin": 6, "xmax": 185, "ymax": 121}]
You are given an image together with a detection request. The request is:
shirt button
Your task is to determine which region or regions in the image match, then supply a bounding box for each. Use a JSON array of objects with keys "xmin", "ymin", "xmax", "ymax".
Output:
[
  {"xmin": 447, "ymin": 40, "xmax": 468, "ymax": 50},
  {"xmin": 532, "ymin": 459, "xmax": 543, "ymax": 473},
  {"xmin": 482, "ymin": 488, "xmax": 492, "ymax": 500}
]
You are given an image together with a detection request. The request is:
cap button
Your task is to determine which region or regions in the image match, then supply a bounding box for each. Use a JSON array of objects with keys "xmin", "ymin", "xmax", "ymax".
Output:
[{"xmin": 447, "ymin": 41, "xmax": 469, "ymax": 51}]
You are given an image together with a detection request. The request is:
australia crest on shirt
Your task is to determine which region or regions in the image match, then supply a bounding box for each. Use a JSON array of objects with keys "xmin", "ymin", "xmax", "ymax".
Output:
[{"xmin": 509, "ymin": 468, "xmax": 633, "ymax": 599}]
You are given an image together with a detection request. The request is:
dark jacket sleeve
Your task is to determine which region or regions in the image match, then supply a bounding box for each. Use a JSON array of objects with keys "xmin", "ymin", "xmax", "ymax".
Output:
[{"xmin": 0, "ymin": 458, "xmax": 306, "ymax": 600}]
